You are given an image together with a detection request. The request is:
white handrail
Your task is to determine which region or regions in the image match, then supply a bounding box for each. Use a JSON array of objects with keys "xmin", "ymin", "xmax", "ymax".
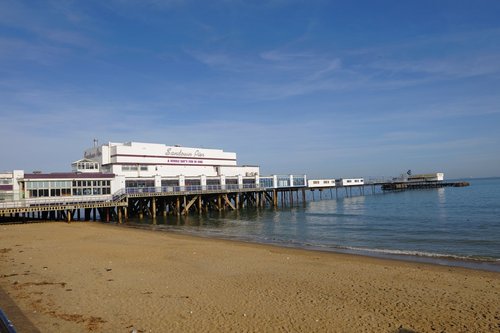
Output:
[{"xmin": 0, "ymin": 195, "xmax": 113, "ymax": 209}]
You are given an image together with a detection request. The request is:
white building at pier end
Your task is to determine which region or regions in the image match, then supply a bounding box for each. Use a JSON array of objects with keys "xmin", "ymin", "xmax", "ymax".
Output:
[{"xmin": 80, "ymin": 141, "xmax": 260, "ymax": 188}]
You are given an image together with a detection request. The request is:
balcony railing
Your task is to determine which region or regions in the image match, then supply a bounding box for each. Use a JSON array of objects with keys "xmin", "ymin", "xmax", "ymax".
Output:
[
  {"xmin": 0, "ymin": 195, "xmax": 114, "ymax": 209},
  {"xmin": 125, "ymin": 183, "xmax": 261, "ymax": 195}
]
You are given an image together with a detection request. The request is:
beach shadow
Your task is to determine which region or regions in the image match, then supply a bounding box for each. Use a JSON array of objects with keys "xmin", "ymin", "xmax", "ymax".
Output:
[
  {"xmin": 0, "ymin": 285, "xmax": 41, "ymax": 333},
  {"xmin": 393, "ymin": 328, "xmax": 418, "ymax": 333}
]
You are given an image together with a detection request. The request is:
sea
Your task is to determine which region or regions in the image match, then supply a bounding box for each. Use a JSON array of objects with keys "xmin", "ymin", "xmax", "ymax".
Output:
[{"xmin": 129, "ymin": 177, "xmax": 500, "ymax": 272}]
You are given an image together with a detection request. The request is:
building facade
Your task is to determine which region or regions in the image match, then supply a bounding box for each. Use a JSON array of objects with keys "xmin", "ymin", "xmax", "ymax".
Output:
[{"xmin": 82, "ymin": 142, "xmax": 259, "ymax": 178}]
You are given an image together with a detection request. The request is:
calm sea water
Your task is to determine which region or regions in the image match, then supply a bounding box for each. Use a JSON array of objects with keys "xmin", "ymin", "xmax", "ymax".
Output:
[{"xmin": 130, "ymin": 178, "xmax": 500, "ymax": 271}]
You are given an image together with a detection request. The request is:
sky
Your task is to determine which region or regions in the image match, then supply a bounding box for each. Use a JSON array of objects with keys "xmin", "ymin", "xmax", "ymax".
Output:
[{"xmin": 1, "ymin": 0, "xmax": 499, "ymax": 179}]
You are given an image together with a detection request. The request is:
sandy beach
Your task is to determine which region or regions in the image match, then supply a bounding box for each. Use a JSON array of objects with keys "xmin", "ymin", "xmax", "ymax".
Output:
[{"xmin": 0, "ymin": 222, "xmax": 498, "ymax": 332}]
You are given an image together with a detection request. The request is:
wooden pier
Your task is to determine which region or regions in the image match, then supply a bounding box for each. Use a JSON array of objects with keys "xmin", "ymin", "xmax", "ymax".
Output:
[
  {"xmin": 0, "ymin": 181, "xmax": 469, "ymax": 224},
  {"xmin": 0, "ymin": 186, "xmax": 307, "ymax": 223},
  {"xmin": 380, "ymin": 181, "xmax": 470, "ymax": 191}
]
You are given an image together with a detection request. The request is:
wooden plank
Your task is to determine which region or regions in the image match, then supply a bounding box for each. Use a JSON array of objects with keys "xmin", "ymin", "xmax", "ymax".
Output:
[
  {"xmin": 222, "ymin": 194, "xmax": 236, "ymax": 210},
  {"xmin": 182, "ymin": 195, "xmax": 199, "ymax": 215}
]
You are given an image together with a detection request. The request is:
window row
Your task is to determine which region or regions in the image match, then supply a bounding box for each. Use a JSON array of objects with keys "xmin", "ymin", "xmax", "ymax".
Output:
[
  {"xmin": 26, "ymin": 181, "xmax": 72, "ymax": 189},
  {"xmin": 73, "ymin": 180, "xmax": 110, "ymax": 187},
  {"xmin": 122, "ymin": 165, "xmax": 149, "ymax": 171},
  {"xmin": 28, "ymin": 187, "xmax": 111, "ymax": 198},
  {"xmin": 26, "ymin": 180, "xmax": 111, "ymax": 189}
]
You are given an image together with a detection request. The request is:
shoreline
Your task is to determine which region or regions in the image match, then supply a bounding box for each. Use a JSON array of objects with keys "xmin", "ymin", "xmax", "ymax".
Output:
[
  {"xmin": 2, "ymin": 219, "xmax": 500, "ymax": 272},
  {"xmin": 1, "ymin": 222, "xmax": 499, "ymax": 332},
  {"xmin": 124, "ymin": 222, "xmax": 500, "ymax": 273}
]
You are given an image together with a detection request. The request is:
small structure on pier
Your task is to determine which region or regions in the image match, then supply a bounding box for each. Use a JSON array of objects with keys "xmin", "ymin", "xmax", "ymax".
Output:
[
  {"xmin": 336, "ymin": 178, "xmax": 364, "ymax": 186},
  {"xmin": 381, "ymin": 172, "xmax": 469, "ymax": 191},
  {"xmin": 307, "ymin": 179, "xmax": 336, "ymax": 188}
]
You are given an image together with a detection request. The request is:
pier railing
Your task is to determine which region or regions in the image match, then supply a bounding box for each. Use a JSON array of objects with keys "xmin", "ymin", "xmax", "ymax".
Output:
[
  {"xmin": 125, "ymin": 184, "xmax": 264, "ymax": 195},
  {"xmin": 0, "ymin": 183, "xmax": 303, "ymax": 210},
  {"xmin": 0, "ymin": 194, "xmax": 115, "ymax": 209}
]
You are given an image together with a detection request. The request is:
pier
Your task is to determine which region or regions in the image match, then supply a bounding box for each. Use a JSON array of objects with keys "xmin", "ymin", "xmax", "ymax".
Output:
[
  {"xmin": 0, "ymin": 142, "xmax": 469, "ymax": 224},
  {"xmin": 0, "ymin": 179, "xmax": 469, "ymax": 224},
  {"xmin": 0, "ymin": 184, "xmax": 307, "ymax": 223}
]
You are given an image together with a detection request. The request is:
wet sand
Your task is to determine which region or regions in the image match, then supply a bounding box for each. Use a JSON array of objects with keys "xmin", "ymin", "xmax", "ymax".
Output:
[{"xmin": 0, "ymin": 222, "xmax": 499, "ymax": 332}]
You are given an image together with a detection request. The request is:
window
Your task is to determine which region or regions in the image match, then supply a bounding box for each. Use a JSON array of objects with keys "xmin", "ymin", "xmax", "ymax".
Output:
[
  {"xmin": 162, "ymin": 179, "xmax": 179, "ymax": 186},
  {"xmin": 259, "ymin": 178, "xmax": 273, "ymax": 188},
  {"xmin": 50, "ymin": 189, "xmax": 61, "ymax": 196},
  {"xmin": 185, "ymin": 179, "xmax": 201, "ymax": 186},
  {"xmin": 140, "ymin": 166, "xmax": 148, "ymax": 171},
  {"xmin": 206, "ymin": 179, "xmax": 220, "ymax": 185},
  {"xmin": 0, "ymin": 179, "xmax": 12, "ymax": 185}
]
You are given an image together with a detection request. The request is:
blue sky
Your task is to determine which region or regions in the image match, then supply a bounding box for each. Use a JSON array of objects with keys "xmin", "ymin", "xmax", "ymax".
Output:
[{"xmin": 1, "ymin": 0, "xmax": 499, "ymax": 179}]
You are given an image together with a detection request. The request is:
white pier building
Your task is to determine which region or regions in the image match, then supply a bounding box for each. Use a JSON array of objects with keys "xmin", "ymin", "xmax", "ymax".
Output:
[
  {"xmin": 79, "ymin": 141, "xmax": 261, "ymax": 189},
  {"xmin": 0, "ymin": 141, "xmax": 306, "ymax": 202}
]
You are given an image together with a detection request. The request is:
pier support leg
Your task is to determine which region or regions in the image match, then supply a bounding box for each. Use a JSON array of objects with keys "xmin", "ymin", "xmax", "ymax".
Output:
[{"xmin": 151, "ymin": 198, "xmax": 156, "ymax": 219}]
